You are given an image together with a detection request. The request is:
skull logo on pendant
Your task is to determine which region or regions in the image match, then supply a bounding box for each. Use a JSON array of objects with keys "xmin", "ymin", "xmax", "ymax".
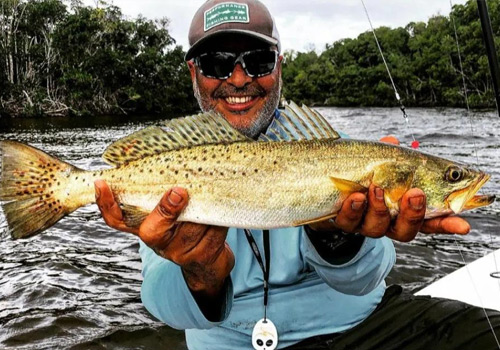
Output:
[{"xmin": 252, "ymin": 318, "xmax": 278, "ymax": 350}]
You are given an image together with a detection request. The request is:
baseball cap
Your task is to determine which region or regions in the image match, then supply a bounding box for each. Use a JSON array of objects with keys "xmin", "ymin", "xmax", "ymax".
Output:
[{"xmin": 185, "ymin": 0, "xmax": 281, "ymax": 61}]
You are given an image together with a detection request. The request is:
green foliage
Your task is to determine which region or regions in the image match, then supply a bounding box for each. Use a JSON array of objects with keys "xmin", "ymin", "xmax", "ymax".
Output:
[
  {"xmin": 1, "ymin": 0, "xmax": 499, "ymax": 116},
  {"xmin": 0, "ymin": 0, "xmax": 196, "ymax": 117},
  {"xmin": 282, "ymin": 0, "xmax": 500, "ymax": 108}
]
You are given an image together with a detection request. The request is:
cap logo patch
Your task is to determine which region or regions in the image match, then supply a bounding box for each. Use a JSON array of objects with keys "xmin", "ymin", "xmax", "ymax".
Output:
[{"xmin": 204, "ymin": 2, "xmax": 249, "ymax": 31}]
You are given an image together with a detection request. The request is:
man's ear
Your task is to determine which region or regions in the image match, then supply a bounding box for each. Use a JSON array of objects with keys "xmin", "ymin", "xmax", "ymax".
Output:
[
  {"xmin": 187, "ymin": 60, "xmax": 196, "ymax": 82},
  {"xmin": 276, "ymin": 55, "xmax": 283, "ymax": 75}
]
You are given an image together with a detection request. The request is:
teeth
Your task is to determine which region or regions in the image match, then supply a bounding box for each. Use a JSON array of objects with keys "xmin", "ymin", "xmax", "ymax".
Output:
[{"xmin": 225, "ymin": 96, "xmax": 253, "ymax": 104}]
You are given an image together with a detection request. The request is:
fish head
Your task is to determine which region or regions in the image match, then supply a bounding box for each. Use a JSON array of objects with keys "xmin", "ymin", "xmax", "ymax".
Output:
[{"xmin": 413, "ymin": 156, "xmax": 494, "ymax": 217}]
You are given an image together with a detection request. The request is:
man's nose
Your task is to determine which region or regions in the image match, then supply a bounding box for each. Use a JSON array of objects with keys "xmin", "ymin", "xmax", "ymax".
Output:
[{"xmin": 226, "ymin": 63, "xmax": 252, "ymax": 87}]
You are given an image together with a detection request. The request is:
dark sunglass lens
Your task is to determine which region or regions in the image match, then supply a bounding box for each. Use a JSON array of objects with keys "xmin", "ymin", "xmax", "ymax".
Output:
[
  {"xmin": 198, "ymin": 52, "xmax": 236, "ymax": 78},
  {"xmin": 244, "ymin": 51, "xmax": 276, "ymax": 76}
]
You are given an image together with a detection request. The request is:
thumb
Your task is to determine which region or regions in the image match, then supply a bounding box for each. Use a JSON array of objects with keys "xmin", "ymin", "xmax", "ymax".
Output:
[{"xmin": 139, "ymin": 187, "xmax": 189, "ymax": 246}]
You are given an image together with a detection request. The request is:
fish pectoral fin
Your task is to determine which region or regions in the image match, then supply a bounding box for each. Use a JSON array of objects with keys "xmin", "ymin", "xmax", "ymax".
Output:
[
  {"xmin": 372, "ymin": 162, "xmax": 415, "ymax": 209},
  {"xmin": 330, "ymin": 177, "xmax": 368, "ymax": 196},
  {"xmin": 293, "ymin": 213, "xmax": 338, "ymax": 227},
  {"xmin": 120, "ymin": 204, "xmax": 150, "ymax": 228}
]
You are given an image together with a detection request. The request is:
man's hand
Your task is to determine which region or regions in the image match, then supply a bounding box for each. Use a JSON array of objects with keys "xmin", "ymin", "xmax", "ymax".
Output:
[
  {"xmin": 94, "ymin": 180, "xmax": 234, "ymax": 299},
  {"xmin": 331, "ymin": 185, "xmax": 470, "ymax": 242}
]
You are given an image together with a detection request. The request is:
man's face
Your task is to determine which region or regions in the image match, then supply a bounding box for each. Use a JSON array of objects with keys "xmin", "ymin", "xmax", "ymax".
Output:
[{"xmin": 188, "ymin": 40, "xmax": 283, "ymax": 139}]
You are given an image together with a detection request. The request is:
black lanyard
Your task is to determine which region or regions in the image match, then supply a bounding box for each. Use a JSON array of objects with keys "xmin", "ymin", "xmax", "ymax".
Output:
[{"xmin": 244, "ymin": 229, "xmax": 270, "ymax": 320}]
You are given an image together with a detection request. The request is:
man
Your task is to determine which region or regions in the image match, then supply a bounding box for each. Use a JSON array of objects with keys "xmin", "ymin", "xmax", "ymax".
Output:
[{"xmin": 94, "ymin": 0, "xmax": 498, "ymax": 349}]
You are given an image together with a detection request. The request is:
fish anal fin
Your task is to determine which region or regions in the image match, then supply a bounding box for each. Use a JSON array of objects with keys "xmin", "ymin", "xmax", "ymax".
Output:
[
  {"xmin": 293, "ymin": 213, "xmax": 337, "ymax": 227},
  {"xmin": 120, "ymin": 204, "xmax": 150, "ymax": 228}
]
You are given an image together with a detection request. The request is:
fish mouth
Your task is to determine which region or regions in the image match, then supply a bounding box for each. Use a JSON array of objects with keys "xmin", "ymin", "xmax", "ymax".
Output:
[
  {"xmin": 446, "ymin": 173, "xmax": 492, "ymax": 214},
  {"xmin": 462, "ymin": 194, "xmax": 496, "ymax": 211}
]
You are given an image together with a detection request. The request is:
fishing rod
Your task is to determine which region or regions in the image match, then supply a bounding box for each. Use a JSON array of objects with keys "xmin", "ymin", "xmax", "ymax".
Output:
[{"xmin": 476, "ymin": 0, "xmax": 500, "ymax": 116}]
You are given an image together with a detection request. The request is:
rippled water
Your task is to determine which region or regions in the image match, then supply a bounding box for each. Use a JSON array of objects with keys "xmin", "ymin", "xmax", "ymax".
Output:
[{"xmin": 0, "ymin": 108, "xmax": 498, "ymax": 349}]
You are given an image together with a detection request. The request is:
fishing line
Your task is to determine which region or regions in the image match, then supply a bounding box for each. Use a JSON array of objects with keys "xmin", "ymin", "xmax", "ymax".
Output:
[
  {"xmin": 360, "ymin": 0, "xmax": 419, "ymax": 149},
  {"xmin": 450, "ymin": 0, "xmax": 470, "ymax": 112},
  {"xmin": 449, "ymin": 0, "xmax": 500, "ymax": 295},
  {"xmin": 454, "ymin": 237, "xmax": 500, "ymax": 347},
  {"xmin": 449, "ymin": 0, "xmax": 481, "ymax": 167}
]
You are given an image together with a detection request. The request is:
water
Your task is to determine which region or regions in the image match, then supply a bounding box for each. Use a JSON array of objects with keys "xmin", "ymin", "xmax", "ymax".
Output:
[{"xmin": 0, "ymin": 108, "xmax": 498, "ymax": 349}]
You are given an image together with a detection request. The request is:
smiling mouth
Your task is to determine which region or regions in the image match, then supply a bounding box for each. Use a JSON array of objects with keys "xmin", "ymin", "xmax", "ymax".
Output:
[{"xmin": 224, "ymin": 96, "xmax": 256, "ymax": 105}]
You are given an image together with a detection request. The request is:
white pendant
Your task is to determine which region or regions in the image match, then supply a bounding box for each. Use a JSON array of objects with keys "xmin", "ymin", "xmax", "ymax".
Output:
[{"xmin": 252, "ymin": 318, "xmax": 278, "ymax": 350}]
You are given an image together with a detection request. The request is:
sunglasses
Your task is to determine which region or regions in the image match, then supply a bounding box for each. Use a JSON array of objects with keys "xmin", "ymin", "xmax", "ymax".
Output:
[{"xmin": 194, "ymin": 49, "xmax": 279, "ymax": 80}]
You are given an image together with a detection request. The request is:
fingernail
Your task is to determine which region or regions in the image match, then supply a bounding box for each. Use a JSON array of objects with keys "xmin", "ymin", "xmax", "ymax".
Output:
[
  {"xmin": 375, "ymin": 187, "xmax": 384, "ymax": 201},
  {"xmin": 94, "ymin": 184, "xmax": 100, "ymax": 200},
  {"xmin": 409, "ymin": 196, "xmax": 425, "ymax": 210},
  {"xmin": 351, "ymin": 200, "xmax": 366, "ymax": 211},
  {"xmin": 168, "ymin": 189, "xmax": 183, "ymax": 206}
]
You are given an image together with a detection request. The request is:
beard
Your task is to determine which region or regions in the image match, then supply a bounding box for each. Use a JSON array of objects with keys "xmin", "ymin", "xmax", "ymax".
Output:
[{"xmin": 193, "ymin": 71, "xmax": 282, "ymax": 139}]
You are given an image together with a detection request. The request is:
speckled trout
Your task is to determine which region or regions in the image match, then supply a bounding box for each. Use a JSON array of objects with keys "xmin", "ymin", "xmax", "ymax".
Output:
[{"xmin": 0, "ymin": 102, "xmax": 494, "ymax": 239}]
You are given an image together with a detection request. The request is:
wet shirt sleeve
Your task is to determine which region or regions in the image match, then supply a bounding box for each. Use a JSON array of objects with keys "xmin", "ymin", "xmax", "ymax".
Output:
[
  {"xmin": 302, "ymin": 228, "xmax": 396, "ymax": 296},
  {"xmin": 139, "ymin": 241, "xmax": 234, "ymax": 330}
]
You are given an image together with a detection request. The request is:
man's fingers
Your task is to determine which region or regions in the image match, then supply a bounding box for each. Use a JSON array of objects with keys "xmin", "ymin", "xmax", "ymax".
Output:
[
  {"xmin": 387, "ymin": 189, "xmax": 426, "ymax": 242},
  {"xmin": 94, "ymin": 179, "xmax": 136, "ymax": 233},
  {"xmin": 139, "ymin": 187, "xmax": 189, "ymax": 247},
  {"xmin": 334, "ymin": 193, "xmax": 367, "ymax": 233},
  {"xmin": 179, "ymin": 226, "xmax": 229, "ymax": 266},
  {"xmin": 421, "ymin": 216, "xmax": 470, "ymax": 235},
  {"xmin": 360, "ymin": 186, "xmax": 391, "ymax": 238}
]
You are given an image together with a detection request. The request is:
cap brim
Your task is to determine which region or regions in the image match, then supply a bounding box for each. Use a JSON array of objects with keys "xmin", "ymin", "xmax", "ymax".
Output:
[{"xmin": 185, "ymin": 30, "xmax": 279, "ymax": 61}]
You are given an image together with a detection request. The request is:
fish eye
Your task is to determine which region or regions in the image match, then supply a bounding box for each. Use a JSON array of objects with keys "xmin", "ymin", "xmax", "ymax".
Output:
[{"xmin": 446, "ymin": 167, "xmax": 464, "ymax": 182}]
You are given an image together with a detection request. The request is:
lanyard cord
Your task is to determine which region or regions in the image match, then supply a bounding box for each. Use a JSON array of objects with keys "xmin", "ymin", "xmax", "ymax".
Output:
[{"xmin": 244, "ymin": 229, "xmax": 270, "ymax": 320}]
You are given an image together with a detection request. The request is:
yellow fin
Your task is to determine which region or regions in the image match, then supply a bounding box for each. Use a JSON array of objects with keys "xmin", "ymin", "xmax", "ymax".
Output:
[
  {"xmin": 372, "ymin": 161, "xmax": 415, "ymax": 211},
  {"xmin": 330, "ymin": 177, "xmax": 368, "ymax": 196},
  {"xmin": 293, "ymin": 213, "xmax": 337, "ymax": 226},
  {"xmin": 103, "ymin": 112, "xmax": 251, "ymax": 166},
  {"xmin": 120, "ymin": 204, "xmax": 150, "ymax": 228},
  {"xmin": 0, "ymin": 140, "xmax": 80, "ymax": 239}
]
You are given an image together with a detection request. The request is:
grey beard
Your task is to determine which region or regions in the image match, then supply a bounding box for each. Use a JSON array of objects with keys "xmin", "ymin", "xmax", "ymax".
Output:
[{"xmin": 193, "ymin": 77, "xmax": 282, "ymax": 139}]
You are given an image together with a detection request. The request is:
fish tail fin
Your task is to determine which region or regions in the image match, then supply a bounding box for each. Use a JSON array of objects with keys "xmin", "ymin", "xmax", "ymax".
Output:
[{"xmin": 0, "ymin": 140, "xmax": 81, "ymax": 239}]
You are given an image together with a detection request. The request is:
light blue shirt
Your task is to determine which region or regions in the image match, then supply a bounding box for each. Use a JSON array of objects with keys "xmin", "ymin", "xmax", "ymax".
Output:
[
  {"xmin": 140, "ymin": 229, "xmax": 395, "ymax": 349},
  {"xmin": 139, "ymin": 110, "xmax": 396, "ymax": 349}
]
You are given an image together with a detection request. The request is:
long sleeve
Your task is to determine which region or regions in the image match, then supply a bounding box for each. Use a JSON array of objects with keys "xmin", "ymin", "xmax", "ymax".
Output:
[
  {"xmin": 139, "ymin": 241, "xmax": 234, "ymax": 330},
  {"xmin": 302, "ymin": 230, "xmax": 396, "ymax": 296}
]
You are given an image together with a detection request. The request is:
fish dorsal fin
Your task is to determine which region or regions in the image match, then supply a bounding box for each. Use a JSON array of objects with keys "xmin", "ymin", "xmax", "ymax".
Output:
[
  {"xmin": 259, "ymin": 101, "xmax": 341, "ymax": 142},
  {"xmin": 103, "ymin": 112, "xmax": 250, "ymax": 166}
]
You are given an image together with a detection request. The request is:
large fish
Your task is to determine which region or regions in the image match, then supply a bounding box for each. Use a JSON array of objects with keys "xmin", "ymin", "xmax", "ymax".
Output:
[{"xmin": 0, "ymin": 102, "xmax": 494, "ymax": 239}]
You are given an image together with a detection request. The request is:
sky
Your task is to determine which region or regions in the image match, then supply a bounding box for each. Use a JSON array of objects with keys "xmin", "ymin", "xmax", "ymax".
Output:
[{"xmin": 84, "ymin": 0, "xmax": 468, "ymax": 52}]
